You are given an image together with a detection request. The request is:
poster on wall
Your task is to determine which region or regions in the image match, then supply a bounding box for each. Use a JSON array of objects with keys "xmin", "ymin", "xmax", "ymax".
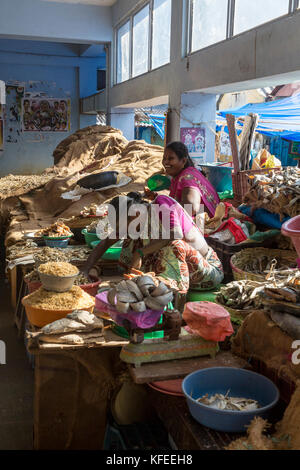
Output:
[
  {"xmin": 219, "ymin": 131, "xmax": 232, "ymax": 162},
  {"xmin": 5, "ymin": 84, "xmax": 25, "ymax": 143},
  {"xmin": 180, "ymin": 127, "xmax": 206, "ymax": 165},
  {"xmin": 22, "ymin": 98, "xmax": 71, "ymax": 132}
]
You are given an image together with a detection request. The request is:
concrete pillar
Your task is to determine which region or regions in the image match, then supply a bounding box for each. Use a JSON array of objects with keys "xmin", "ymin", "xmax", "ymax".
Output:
[
  {"xmin": 109, "ymin": 107, "xmax": 135, "ymax": 141},
  {"xmin": 180, "ymin": 92, "xmax": 217, "ymax": 165}
]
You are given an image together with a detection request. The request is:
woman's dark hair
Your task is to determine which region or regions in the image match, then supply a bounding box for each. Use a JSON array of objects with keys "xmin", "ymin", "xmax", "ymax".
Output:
[
  {"xmin": 110, "ymin": 192, "xmax": 147, "ymax": 218},
  {"xmin": 166, "ymin": 141, "xmax": 195, "ymax": 168}
]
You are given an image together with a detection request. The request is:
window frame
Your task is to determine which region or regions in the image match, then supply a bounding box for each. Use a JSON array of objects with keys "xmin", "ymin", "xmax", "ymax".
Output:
[
  {"xmin": 186, "ymin": 0, "xmax": 295, "ymax": 56},
  {"xmin": 115, "ymin": 19, "xmax": 131, "ymax": 85},
  {"xmin": 114, "ymin": 0, "xmax": 172, "ymax": 85}
]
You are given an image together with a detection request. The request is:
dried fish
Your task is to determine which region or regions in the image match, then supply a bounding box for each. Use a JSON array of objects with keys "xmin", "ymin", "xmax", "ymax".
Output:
[{"xmin": 197, "ymin": 392, "xmax": 260, "ymax": 411}]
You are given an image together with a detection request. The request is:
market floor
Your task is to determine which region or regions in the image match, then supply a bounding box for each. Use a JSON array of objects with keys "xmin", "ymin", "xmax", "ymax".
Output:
[{"xmin": 0, "ymin": 278, "xmax": 34, "ymax": 450}]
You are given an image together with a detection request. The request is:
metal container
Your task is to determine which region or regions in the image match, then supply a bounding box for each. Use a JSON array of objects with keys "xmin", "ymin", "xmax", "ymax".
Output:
[{"xmin": 37, "ymin": 269, "xmax": 79, "ymax": 293}]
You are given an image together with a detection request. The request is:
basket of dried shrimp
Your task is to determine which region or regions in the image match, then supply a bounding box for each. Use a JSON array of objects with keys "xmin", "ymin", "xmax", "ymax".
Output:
[{"xmin": 230, "ymin": 248, "xmax": 298, "ymax": 282}]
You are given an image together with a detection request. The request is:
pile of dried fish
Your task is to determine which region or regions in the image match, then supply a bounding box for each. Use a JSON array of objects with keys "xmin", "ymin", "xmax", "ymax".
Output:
[
  {"xmin": 217, "ymin": 273, "xmax": 300, "ymax": 311},
  {"xmin": 36, "ymin": 221, "xmax": 73, "ymax": 238},
  {"xmin": 28, "ymin": 310, "xmax": 104, "ymax": 346},
  {"xmin": 80, "ymin": 204, "xmax": 108, "ymax": 218},
  {"xmin": 33, "ymin": 246, "xmax": 91, "ymax": 264},
  {"xmin": 231, "ymin": 248, "xmax": 297, "ymax": 280},
  {"xmin": 107, "ymin": 275, "xmax": 173, "ymax": 313},
  {"xmin": 86, "ymin": 220, "xmax": 100, "ymax": 233},
  {"xmin": 24, "ymin": 270, "xmax": 40, "ymax": 282},
  {"xmin": 0, "ymin": 173, "xmax": 56, "ymax": 199},
  {"xmin": 6, "ymin": 240, "xmax": 38, "ymax": 260},
  {"xmin": 217, "ymin": 281, "xmax": 267, "ymax": 310},
  {"xmin": 197, "ymin": 392, "xmax": 260, "ymax": 411},
  {"xmin": 244, "ymin": 167, "xmax": 300, "ymax": 220}
]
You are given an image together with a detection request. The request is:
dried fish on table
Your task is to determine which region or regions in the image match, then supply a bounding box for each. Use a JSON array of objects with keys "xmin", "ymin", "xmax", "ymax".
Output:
[
  {"xmin": 197, "ymin": 392, "xmax": 260, "ymax": 411},
  {"xmin": 36, "ymin": 221, "xmax": 73, "ymax": 238},
  {"xmin": 217, "ymin": 281, "xmax": 267, "ymax": 310}
]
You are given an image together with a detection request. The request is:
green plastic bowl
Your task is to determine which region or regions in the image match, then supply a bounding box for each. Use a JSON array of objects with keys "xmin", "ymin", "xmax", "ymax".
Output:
[
  {"xmin": 81, "ymin": 229, "xmax": 100, "ymax": 248},
  {"xmin": 147, "ymin": 174, "xmax": 171, "ymax": 191},
  {"xmin": 90, "ymin": 240, "xmax": 123, "ymax": 260}
]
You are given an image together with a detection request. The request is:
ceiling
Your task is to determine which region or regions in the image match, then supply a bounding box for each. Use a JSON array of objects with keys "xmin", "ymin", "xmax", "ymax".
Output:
[{"xmin": 43, "ymin": 0, "xmax": 117, "ymax": 5}]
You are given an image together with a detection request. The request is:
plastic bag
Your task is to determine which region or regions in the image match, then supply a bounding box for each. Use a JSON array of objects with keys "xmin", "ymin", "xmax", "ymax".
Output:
[
  {"xmin": 183, "ymin": 301, "xmax": 234, "ymax": 342},
  {"xmin": 251, "ymin": 149, "xmax": 281, "ymax": 170}
]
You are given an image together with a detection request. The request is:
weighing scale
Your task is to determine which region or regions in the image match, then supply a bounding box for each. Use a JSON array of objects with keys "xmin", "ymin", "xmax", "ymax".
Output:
[{"xmin": 96, "ymin": 293, "xmax": 219, "ymax": 367}]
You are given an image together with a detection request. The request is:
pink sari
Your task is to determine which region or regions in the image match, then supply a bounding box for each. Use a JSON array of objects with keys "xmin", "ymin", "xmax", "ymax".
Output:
[{"xmin": 169, "ymin": 167, "xmax": 219, "ymax": 217}]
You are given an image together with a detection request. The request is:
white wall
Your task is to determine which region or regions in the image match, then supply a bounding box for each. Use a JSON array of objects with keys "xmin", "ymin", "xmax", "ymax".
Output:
[{"xmin": 0, "ymin": 0, "xmax": 113, "ymax": 43}]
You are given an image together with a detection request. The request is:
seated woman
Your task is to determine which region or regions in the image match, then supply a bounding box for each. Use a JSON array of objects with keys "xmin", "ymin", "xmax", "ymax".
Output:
[
  {"xmin": 146, "ymin": 141, "xmax": 220, "ymax": 218},
  {"xmin": 82, "ymin": 192, "xmax": 223, "ymax": 293}
]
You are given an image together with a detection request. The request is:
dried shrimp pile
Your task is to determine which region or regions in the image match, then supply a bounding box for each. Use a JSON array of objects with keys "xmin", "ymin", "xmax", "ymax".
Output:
[{"xmin": 23, "ymin": 286, "xmax": 94, "ymax": 310}]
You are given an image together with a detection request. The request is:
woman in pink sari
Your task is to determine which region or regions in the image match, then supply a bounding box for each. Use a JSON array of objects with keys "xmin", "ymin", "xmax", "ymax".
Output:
[{"xmin": 147, "ymin": 142, "xmax": 219, "ymax": 218}]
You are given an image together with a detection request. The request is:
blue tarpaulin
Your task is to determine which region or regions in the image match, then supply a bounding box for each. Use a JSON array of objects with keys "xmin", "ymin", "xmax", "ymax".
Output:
[
  {"xmin": 217, "ymin": 94, "xmax": 300, "ymax": 142},
  {"xmin": 147, "ymin": 114, "xmax": 166, "ymax": 140}
]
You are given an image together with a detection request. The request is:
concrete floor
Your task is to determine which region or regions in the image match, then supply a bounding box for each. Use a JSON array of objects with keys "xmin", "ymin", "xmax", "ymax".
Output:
[{"xmin": 0, "ymin": 278, "xmax": 34, "ymax": 450}]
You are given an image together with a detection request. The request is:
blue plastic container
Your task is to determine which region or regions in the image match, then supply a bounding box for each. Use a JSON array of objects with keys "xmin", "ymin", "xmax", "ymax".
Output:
[
  {"xmin": 200, "ymin": 163, "xmax": 233, "ymax": 193},
  {"xmin": 43, "ymin": 238, "xmax": 70, "ymax": 249},
  {"xmin": 182, "ymin": 367, "xmax": 279, "ymax": 433}
]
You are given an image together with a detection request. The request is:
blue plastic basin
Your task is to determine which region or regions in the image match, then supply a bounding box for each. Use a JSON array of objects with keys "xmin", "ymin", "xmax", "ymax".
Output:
[
  {"xmin": 182, "ymin": 367, "xmax": 279, "ymax": 433},
  {"xmin": 44, "ymin": 238, "xmax": 70, "ymax": 249},
  {"xmin": 200, "ymin": 163, "xmax": 233, "ymax": 193}
]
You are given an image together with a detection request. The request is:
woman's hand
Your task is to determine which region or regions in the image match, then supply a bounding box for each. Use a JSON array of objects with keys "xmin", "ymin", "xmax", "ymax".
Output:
[
  {"xmin": 131, "ymin": 251, "xmax": 143, "ymax": 270},
  {"xmin": 143, "ymin": 187, "xmax": 158, "ymax": 201}
]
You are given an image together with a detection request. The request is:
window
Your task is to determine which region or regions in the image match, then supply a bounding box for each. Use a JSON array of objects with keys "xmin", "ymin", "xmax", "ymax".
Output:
[
  {"xmin": 117, "ymin": 21, "xmax": 130, "ymax": 83},
  {"xmin": 97, "ymin": 70, "xmax": 106, "ymax": 91},
  {"xmin": 152, "ymin": 0, "xmax": 172, "ymax": 69},
  {"xmin": 115, "ymin": 0, "xmax": 172, "ymax": 84},
  {"xmin": 191, "ymin": 0, "xmax": 228, "ymax": 52},
  {"xmin": 234, "ymin": 0, "xmax": 290, "ymax": 35},
  {"xmin": 132, "ymin": 5, "xmax": 150, "ymax": 78}
]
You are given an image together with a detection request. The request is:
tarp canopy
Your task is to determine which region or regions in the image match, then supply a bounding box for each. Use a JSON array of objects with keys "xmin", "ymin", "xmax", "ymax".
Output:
[
  {"xmin": 147, "ymin": 114, "xmax": 166, "ymax": 140},
  {"xmin": 217, "ymin": 94, "xmax": 300, "ymax": 142}
]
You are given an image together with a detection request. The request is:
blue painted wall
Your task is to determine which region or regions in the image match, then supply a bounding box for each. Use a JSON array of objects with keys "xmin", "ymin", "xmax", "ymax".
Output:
[{"xmin": 0, "ymin": 40, "xmax": 106, "ymax": 175}]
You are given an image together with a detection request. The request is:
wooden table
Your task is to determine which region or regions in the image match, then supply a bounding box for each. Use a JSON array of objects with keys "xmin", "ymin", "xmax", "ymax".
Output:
[
  {"xmin": 28, "ymin": 327, "xmax": 128, "ymax": 450},
  {"xmin": 128, "ymin": 352, "xmax": 250, "ymax": 450},
  {"xmin": 128, "ymin": 351, "xmax": 250, "ymax": 384}
]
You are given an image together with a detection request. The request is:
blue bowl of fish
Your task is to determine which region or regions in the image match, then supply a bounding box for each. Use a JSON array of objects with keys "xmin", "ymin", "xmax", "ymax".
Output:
[{"xmin": 182, "ymin": 367, "xmax": 279, "ymax": 433}]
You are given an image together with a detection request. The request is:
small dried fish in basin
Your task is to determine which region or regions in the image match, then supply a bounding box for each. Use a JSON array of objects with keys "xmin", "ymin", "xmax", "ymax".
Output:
[{"xmin": 197, "ymin": 392, "xmax": 260, "ymax": 412}]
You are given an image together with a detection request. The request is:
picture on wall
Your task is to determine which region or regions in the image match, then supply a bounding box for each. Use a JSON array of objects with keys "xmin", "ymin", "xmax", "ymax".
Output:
[
  {"xmin": 22, "ymin": 98, "xmax": 71, "ymax": 132},
  {"xmin": 180, "ymin": 127, "xmax": 206, "ymax": 163}
]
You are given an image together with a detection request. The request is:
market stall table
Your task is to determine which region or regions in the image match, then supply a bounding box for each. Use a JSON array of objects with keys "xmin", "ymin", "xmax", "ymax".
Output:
[{"xmin": 26, "ymin": 326, "xmax": 128, "ymax": 450}]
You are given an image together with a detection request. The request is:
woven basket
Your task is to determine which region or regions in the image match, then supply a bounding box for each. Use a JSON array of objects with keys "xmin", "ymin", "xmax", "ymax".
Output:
[
  {"xmin": 230, "ymin": 248, "xmax": 297, "ymax": 282},
  {"xmin": 232, "ymin": 168, "xmax": 281, "ymax": 204}
]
